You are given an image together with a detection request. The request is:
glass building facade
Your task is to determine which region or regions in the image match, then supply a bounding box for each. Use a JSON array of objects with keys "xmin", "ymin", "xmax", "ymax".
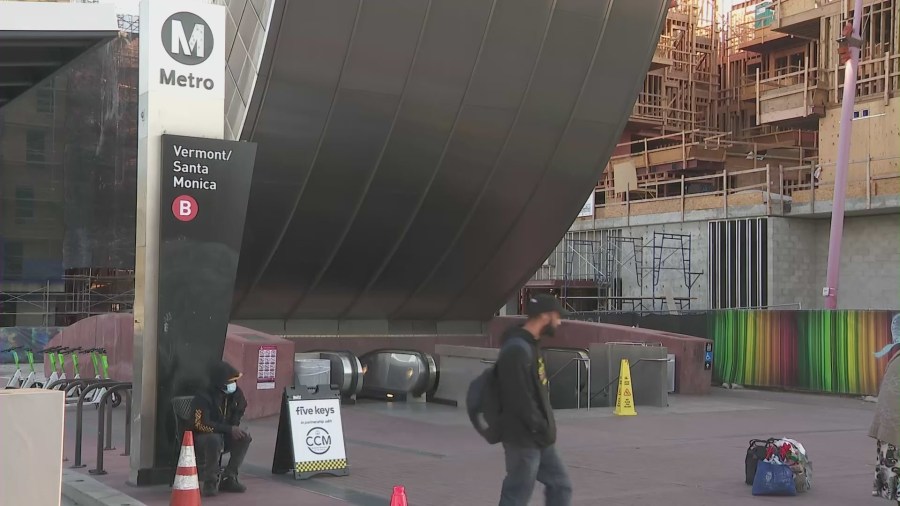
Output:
[{"xmin": 0, "ymin": 34, "xmax": 139, "ymax": 326}]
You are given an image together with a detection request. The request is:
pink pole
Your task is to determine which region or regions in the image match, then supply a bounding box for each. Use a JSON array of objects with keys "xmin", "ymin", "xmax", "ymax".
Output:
[{"xmin": 824, "ymin": 0, "xmax": 864, "ymax": 310}]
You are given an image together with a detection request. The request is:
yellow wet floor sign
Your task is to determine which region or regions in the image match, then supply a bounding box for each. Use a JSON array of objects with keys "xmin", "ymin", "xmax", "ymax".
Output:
[{"xmin": 614, "ymin": 358, "xmax": 637, "ymax": 416}]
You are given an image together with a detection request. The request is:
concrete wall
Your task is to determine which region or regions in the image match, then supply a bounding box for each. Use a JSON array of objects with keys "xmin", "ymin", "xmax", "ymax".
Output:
[
  {"xmin": 768, "ymin": 214, "xmax": 900, "ymax": 310},
  {"xmin": 768, "ymin": 217, "xmax": 818, "ymax": 309},
  {"xmin": 819, "ymin": 214, "xmax": 900, "ymax": 310}
]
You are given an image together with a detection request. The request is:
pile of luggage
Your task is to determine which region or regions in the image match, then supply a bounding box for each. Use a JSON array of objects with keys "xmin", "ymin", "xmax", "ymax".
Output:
[{"xmin": 745, "ymin": 438, "xmax": 813, "ymax": 496}]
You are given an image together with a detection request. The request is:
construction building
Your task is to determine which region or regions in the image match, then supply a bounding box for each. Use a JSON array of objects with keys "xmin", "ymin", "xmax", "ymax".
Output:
[{"xmin": 527, "ymin": 0, "xmax": 900, "ymax": 313}]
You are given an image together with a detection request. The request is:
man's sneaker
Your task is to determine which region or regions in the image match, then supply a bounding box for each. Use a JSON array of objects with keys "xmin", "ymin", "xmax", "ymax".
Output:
[
  {"xmin": 219, "ymin": 476, "xmax": 247, "ymax": 493},
  {"xmin": 201, "ymin": 480, "xmax": 218, "ymax": 497}
]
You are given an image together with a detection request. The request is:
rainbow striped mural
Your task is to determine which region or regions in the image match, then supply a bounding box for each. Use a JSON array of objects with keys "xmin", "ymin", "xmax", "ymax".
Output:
[{"xmin": 710, "ymin": 310, "xmax": 895, "ymax": 395}]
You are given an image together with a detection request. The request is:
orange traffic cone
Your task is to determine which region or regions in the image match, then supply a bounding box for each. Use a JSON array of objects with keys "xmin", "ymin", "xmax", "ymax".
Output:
[
  {"xmin": 171, "ymin": 431, "xmax": 201, "ymax": 506},
  {"xmin": 389, "ymin": 485, "xmax": 408, "ymax": 506}
]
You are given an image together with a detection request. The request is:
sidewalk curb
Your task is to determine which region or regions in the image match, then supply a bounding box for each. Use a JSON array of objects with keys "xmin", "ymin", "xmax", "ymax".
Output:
[{"xmin": 62, "ymin": 470, "xmax": 147, "ymax": 506}]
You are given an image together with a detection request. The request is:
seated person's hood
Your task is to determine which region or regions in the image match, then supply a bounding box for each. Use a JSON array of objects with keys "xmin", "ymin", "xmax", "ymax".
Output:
[{"xmin": 211, "ymin": 360, "xmax": 242, "ymax": 388}]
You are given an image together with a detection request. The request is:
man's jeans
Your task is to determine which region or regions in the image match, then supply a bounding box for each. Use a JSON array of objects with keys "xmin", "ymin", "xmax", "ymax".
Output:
[
  {"xmin": 499, "ymin": 443, "xmax": 572, "ymax": 506},
  {"xmin": 194, "ymin": 432, "xmax": 252, "ymax": 483}
]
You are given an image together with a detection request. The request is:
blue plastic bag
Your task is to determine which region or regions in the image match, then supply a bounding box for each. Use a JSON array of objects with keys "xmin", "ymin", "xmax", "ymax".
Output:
[{"xmin": 752, "ymin": 461, "xmax": 797, "ymax": 496}]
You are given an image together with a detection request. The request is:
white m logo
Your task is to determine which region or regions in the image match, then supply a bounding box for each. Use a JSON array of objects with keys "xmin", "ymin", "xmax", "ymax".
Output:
[
  {"xmin": 170, "ymin": 20, "xmax": 205, "ymax": 58},
  {"xmin": 161, "ymin": 12, "xmax": 214, "ymax": 65}
]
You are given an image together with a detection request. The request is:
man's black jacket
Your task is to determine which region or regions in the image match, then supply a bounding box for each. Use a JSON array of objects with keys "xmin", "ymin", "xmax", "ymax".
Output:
[
  {"xmin": 495, "ymin": 325, "xmax": 557, "ymax": 448},
  {"xmin": 190, "ymin": 361, "xmax": 247, "ymax": 435}
]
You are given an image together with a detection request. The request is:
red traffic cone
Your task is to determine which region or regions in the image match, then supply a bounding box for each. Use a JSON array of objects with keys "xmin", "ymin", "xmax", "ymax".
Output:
[
  {"xmin": 171, "ymin": 431, "xmax": 201, "ymax": 506},
  {"xmin": 389, "ymin": 485, "xmax": 408, "ymax": 506}
]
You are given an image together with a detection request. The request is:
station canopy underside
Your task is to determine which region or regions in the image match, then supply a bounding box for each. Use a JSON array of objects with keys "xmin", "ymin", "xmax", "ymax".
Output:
[{"xmin": 0, "ymin": 2, "xmax": 118, "ymax": 108}]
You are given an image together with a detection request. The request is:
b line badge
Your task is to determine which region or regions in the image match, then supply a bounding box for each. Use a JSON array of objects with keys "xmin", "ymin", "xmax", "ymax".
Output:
[{"xmin": 172, "ymin": 194, "xmax": 198, "ymax": 222}]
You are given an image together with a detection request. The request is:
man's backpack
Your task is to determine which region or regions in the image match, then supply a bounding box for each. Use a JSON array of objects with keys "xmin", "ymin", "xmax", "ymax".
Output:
[{"xmin": 466, "ymin": 336, "xmax": 532, "ymax": 444}]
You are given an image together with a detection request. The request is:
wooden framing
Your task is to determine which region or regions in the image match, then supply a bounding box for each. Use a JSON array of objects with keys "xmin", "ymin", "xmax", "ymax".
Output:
[{"xmin": 581, "ymin": 0, "xmax": 898, "ymax": 221}]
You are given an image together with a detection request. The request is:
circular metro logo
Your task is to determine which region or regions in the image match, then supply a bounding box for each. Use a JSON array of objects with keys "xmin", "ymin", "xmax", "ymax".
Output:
[
  {"xmin": 161, "ymin": 12, "xmax": 214, "ymax": 66},
  {"xmin": 172, "ymin": 195, "xmax": 198, "ymax": 222}
]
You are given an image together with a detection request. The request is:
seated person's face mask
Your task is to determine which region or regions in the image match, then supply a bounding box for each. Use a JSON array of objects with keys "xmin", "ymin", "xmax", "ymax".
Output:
[{"xmin": 224, "ymin": 381, "xmax": 237, "ymax": 394}]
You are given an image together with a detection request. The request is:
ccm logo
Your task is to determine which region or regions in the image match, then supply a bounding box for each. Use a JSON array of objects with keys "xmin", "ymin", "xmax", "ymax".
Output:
[{"xmin": 305, "ymin": 427, "xmax": 332, "ymax": 455}]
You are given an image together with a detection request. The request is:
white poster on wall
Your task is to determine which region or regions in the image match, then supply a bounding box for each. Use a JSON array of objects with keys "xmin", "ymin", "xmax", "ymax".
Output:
[
  {"xmin": 256, "ymin": 345, "xmax": 277, "ymax": 390},
  {"xmin": 578, "ymin": 191, "xmax": 595, "ymax": 218}
]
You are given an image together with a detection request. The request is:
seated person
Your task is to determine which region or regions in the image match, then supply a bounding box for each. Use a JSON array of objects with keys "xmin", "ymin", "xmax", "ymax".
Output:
[{"xmin": 190, "ymin": 360, "xmax": 251, "ymax": 496}]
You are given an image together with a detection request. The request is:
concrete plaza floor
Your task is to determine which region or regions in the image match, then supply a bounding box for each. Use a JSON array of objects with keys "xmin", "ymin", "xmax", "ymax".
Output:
[{"xmin": 60, "ymin": 387, "xmax": 889, "ymax": 505}]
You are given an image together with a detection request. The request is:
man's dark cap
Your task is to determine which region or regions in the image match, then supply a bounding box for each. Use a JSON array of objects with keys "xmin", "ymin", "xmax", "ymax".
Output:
[{"xmin": 525, "ymin": 293, "xmax": 569, "ymax": 317}]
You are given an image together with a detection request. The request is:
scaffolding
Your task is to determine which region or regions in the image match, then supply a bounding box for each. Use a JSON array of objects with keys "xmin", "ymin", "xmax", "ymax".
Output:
[
  {"xmin": 74, "ymin": 0, "xmax": 140, "ymax": 32},
  {"xmin": 603, "ymin": 232, "xmax": 702, "ymax": 312},
  {"xmin": 650, "ymin": 232, "xmax": 703, "ymax": 310},
  {"xmin": 560, "ymin": 238, "xmax": 610, "ymax": 313},
  {"xmin": 0, "ymin": 270, "xmax": 134, "ymax": 327},
  {"xmin": 117, "ymin": 14, "xmax": 139, "ymax": 34},
  {"xmin": 527, "ymin": 229, "xmax": 702, "ymax": 314}
]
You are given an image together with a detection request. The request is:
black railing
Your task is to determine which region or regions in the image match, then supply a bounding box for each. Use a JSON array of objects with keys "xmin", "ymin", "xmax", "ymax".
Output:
[{"xmin": 90, "ymin": 382, "xmax": 133, "ymax": 475}]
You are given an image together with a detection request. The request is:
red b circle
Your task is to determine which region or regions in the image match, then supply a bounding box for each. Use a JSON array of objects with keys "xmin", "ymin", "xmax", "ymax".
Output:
[{"xmin": 172, "ymin": 195, "xmax": 198, "ymax": 222}]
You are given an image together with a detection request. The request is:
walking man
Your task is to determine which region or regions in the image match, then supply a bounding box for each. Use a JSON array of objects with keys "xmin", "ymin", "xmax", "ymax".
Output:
[{"xmin": 496, "ymin": 293, "xmax": 573, "ymax": 506}]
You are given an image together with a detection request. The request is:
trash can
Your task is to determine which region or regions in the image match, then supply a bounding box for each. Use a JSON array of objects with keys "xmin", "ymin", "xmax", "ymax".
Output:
[{"xmin": 294, "ymin": 358, "xmax": 331, "ymax": 389}]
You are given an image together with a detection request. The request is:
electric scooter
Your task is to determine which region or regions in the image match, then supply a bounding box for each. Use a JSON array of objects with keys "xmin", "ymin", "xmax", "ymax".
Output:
[
  {"xmin": 19, "ymin": 347, "xmax": 46, "ymax": 388},
  {"xmin": 55, "ymin": 347, "xmax": 70, "ymax": 383},
  {"xmin": 41, "ymin": 346, "xmax": 68, "ymax": 387},
  {"xmin": 2, "ymin": 346, "xmax": 25, "ymax": 388},
  {"xmin": 62, "ymin": 347, "xmax": 86, "ymax": 401},
  {"xmin": 85, "ymin": 348, "xmax": 121, "ymax": 407},
  {"xmin": 100, "ymin": 347, "xmax": 122, "ymax": 407}
]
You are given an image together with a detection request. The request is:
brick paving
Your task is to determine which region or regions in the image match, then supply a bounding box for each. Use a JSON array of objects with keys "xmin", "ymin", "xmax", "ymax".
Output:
[{"xmin": 65, "ymin": 388, "xmax": 888, "ymax": 505}]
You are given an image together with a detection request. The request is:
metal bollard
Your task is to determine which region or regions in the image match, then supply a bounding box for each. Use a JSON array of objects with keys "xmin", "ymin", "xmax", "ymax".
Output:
[
  {"xmin": 122, "ymin": 390, "xmax": 132, "ymax": 457},
  {"xmin": 50, "ymin": 378, "xmax": 79, "ymax": 463},
  {"xmin": 72, "ymin": 379, "xmax": 117, "ymax": 468},
  {"xmin": 90, "ymin": 383, "xmax": 132, "ymax": 476},
  {"xmin": 104, "ymin": 392, "xmax": 114, "ymax": 450}
]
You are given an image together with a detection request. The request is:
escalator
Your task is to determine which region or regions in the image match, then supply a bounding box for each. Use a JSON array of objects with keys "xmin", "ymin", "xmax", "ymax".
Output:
[
  {"xmin": 543, "ymin": 347, "xmax": 591, "ymax": 409},
  {"xmin": 358, "ymin": 349, "xmax": 439, "ymax": 402},
  {"xmin": 295, "ymin": 350, "xmax": 364, "ymax": 403}
]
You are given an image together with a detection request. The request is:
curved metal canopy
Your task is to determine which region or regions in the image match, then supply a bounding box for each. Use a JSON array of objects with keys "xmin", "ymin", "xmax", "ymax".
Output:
[{"xmin": 232, "ymin": 0, "xmax": 669, "ymax": 322}]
